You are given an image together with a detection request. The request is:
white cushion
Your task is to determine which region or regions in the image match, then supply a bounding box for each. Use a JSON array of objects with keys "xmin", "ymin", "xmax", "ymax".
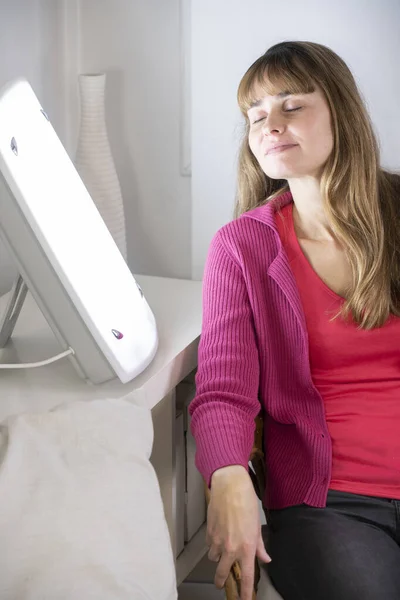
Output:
[{"xmin": 0, "ymin": 398, "xmax": 177, "ymax": 600}]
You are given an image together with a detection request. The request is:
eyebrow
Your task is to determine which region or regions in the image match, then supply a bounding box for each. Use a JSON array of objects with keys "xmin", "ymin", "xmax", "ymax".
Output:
[{"xmin": 249, "ymin": 91, "xmax": 291, "ymax": 109}]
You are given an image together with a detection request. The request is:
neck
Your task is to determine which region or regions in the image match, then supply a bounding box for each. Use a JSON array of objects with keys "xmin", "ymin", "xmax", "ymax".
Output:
[{"xmin": 288, "ymin": 177, "xmax": 334, "ymax": 242}]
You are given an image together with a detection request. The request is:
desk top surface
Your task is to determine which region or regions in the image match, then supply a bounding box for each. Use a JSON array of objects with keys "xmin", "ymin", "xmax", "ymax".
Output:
[{"xmin": 0, "ymin": 275, "xmax": 202, "ymax": 420}]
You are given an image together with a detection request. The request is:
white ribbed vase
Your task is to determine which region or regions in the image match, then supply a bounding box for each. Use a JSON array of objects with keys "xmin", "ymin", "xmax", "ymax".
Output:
[{"xmin": 75, "ymin": 73, "xmax": 127, "ymax": 259}]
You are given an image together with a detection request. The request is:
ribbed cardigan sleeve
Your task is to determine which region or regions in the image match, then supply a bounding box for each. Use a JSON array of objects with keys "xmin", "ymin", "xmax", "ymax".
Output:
[{"xmin": 189, "ymin": 230, "xmax": 261, "ymax": 487}]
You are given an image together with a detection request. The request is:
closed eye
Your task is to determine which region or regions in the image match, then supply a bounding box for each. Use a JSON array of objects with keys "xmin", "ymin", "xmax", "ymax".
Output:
[{"xmin": 252, "ymin": 107, "xmax": 302, "ymax": 123}]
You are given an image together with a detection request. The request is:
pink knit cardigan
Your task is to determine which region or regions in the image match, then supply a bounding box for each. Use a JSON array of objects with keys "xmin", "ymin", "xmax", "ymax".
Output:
[{"xmin": 189, "ymin": 191, "xmax": 331, "ymax": 509}]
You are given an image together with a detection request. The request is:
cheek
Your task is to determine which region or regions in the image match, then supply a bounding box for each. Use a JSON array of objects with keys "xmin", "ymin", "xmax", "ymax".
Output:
[
  {"xmin": 248, "ymin": 133, "xmax": 257, "ymax": 156},
  {"xmin": 305, "ymin": 117, "xmax": 333, "ymax": 157},
  {"xmin": 318, "ymin": 125, "xmax": 334, "ymax": 159}
]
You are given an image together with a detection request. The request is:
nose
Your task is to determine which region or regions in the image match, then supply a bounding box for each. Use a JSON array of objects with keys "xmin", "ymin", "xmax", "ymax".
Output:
[{"xmin": 262, "ymin": 113, "xmax": 284, "ymax": 135}]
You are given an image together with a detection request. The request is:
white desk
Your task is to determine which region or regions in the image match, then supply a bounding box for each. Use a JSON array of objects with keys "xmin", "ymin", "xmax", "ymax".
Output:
[{"xmin": 0, "ymin": 274, "xmax": 207, "ymax": 585}]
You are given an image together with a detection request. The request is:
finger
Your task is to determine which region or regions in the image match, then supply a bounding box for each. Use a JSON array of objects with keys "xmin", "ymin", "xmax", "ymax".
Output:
[
  {"xmin": 205, "ymin": 529, "xmax": 212, "ymax": 547},
  {"xmin": 214, "ymin": 552, "xmax": 235, "ymax": 589},
  {"xmin": 256, "ymin": 532, "xmax": 272, "ymax": 563},
  {"xmin": 239, "ymin": 554, "xmax": 255, "ymax": 600},
  {"xmin": 208, "ymin": 545, "xmax": 222, "ymax": 563}
]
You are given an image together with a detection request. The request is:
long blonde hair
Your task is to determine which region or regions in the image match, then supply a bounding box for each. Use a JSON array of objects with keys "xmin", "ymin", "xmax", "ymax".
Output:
[{"xmin": 236, "ymin": 40, "xmax": 400, "ymax": 329}]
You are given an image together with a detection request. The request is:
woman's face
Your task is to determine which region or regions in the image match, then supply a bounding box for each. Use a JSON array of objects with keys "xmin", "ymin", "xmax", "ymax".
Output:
[{"xmin": 247, "ymin": 84, "xmax": 334, "ymax": 181}]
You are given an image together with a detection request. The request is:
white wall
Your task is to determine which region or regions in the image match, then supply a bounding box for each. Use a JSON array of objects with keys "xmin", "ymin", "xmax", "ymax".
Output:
[
  {"xmin": 191, "ymin": 0, "xmax": 400, "ymax": 279},
  {"xmin": 0, "ymin": 0, "xmax": 66, "ymax": 295},
  {"xmin": 78, "ymin": 0, "xmax": 192, "ymax": 279},
  {"xmin": 4, "ymin": 2, "xmax": 396, "ymax": 287},
  {"xmin": 0, "ymin": 0, "xmax": 191, "ymax": 295}
]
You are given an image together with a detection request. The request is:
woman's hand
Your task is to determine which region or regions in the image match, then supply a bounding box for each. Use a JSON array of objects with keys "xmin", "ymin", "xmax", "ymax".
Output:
[{"xmin": 207, "ymin": 465, "xmax": 271, "ymax": 600}]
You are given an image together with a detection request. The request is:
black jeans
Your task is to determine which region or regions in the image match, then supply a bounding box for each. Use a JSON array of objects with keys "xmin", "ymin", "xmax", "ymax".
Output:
[{"xmin": 262, "ymin": 489, "xmax": 400, "ymax": 600}]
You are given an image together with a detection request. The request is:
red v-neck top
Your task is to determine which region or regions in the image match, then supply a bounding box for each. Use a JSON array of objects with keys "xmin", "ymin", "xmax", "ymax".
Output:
[{"xmin": 276, "ymin": 202, "xmax": 400, "ymax": 499}]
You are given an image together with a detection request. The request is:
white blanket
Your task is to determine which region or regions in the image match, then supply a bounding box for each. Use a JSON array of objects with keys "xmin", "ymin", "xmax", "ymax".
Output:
[{"xmin": 0, "ymin": 398, "xmax": 177, "ymax": 600}]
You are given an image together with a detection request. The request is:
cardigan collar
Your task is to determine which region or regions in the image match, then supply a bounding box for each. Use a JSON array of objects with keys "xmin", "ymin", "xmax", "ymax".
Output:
[
  {"xmin": 241, "ymin": 190, "xmax": 293, "ymax": 230},
  {"xmin": 242, "ymin": 190, "xmax": 307, "ymax": 335}
]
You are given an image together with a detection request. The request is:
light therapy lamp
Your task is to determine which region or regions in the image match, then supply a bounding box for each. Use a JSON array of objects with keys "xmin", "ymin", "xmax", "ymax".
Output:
[{"xmin": 0, "ymin": 79, "xmax": 158, "ymax": 384}]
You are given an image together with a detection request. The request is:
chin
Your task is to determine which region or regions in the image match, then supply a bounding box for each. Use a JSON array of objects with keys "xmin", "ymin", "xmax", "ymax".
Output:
[
  {"xmin": 263, "ymin": 169, "xmax": 296, "ymax": 180},
  {"xmin": 262, "ymin": 161, "xmax": 312, "ymax": 181},
  {"xmin": 260, "ymin": 159, "xmax": 295, "ymax": 180},
  {"xmin": 264, "ymin": 173, "xmax": 287, "ymax": 180}
]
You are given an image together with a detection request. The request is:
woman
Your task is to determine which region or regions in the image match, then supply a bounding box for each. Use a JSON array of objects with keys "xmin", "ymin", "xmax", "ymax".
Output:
[{"xmin": 189, "ymin": 41, "xmax": 400, "ymax": 600}]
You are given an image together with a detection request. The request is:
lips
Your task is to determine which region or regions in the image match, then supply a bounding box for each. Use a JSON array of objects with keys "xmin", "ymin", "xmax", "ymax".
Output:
[{"xmin": 265, "ymin": 144, "xmax": 298, "ymax": 156}]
